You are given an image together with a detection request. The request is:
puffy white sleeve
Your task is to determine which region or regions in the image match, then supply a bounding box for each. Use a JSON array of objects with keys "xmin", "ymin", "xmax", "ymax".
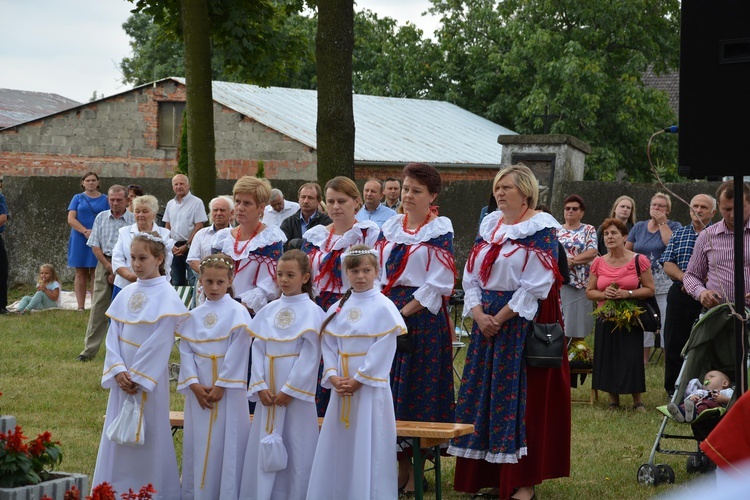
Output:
[
  {"xmin": 216, "ymin": 326, "xmax": 251, "ymax": 390},
  {"xmin": 462, "ymin": 251, "xmax": 482, "ymax": 317},
  {"xmin": 413, "ymin": 252, "xmax": 455, "ymax": 314},
  {"xmin": 506, "ymin": 251, "xmax": 555, "ymax": 321},
  {"xmin": 281, "ymin": 329, "xmax": 321, "ymax": 403}
]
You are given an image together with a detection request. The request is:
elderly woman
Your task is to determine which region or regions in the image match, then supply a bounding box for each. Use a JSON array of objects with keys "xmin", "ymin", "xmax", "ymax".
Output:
[
  {"xmin": 302, "ymin": 176, "xmax": 380, "ymax": 416},
  {"xmin": 211, "ymin": 176, "xmax": 285, "ymax": 313},
  {"xmin": 449, "ymin": 164, "xmax": 568, "ymax": 500},
  {"xmin": 597, "ymin": 195, "xmax": 636, "ymax": 256},
  {"xmin": 588, "ymin": 218, "xmax": 655, "ymax": 412},
  {"xmin": 111, "ymin": 195, "xmax": 173, "ymax": 300},
  {"xmin": 67, "ymin": 171, "xmax": 110, "ymax": 311},
  {"xmin": 559, "ymin": 194, "xmax": 597, "ymax": 341},
  {"xmin": 626, "ymin": 192, "xmax": 681, "ymax": 362},
  {"xmin": 375, "ymin": 163, "xmax": 455, "ymax": 493}
]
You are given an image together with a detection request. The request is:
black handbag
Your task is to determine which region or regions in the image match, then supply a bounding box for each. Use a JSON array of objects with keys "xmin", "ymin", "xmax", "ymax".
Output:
[
  {"xmin": 634, "ymin": 254, "xmax": 662, "ymax": 332},
  {"xmin": 525, "ymin": 322, "xmax": 564, "ymax": 368}
]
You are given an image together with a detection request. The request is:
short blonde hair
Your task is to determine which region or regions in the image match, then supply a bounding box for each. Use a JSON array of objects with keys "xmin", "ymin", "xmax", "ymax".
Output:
[
  {"xmin": 233, "ymin": 176, "xmax": 271, "ymax": 205},
  {"xmin": 652, "ymin": 192, "xmax": 672, "ymax": 212},
  {"xmin": 493, "ymin": 164, "xmax": 539, "ymax": 210}
]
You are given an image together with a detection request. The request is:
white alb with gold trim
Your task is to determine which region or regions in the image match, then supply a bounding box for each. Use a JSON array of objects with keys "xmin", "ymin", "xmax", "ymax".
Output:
[{"xmin": 240, "ymin": 293, "xmax": 325, "ymax": 500}]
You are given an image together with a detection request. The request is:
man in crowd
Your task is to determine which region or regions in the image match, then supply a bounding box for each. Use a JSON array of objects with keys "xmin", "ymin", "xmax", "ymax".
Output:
[
  {"xmin": 0, "ymin": 180, "xmax": 8, "ymax": 315},
  {"xmin": 382, "ymin": 177, "xmax": 401, "ymax": 211},
  {"xmin": 660, "ymin": 194, "xmax": 716, "ymax": 397},
  {"xmin": 356, "ymin": 178, "xmax": 396, "ymax": 228},
  {"xmin": 187, "ymin": 196, "xmax": 234, "ymax": 276},
  {"xmin": 684, "ymin": 181, "xmax": 750, "ymax": 309},
  {"xmin": 163, "ymin": 174, "xmax": 207, "ymax": 286},
  {"xmin": 77, "ymin": 185, "xmax": 134, "ymax": 361},
  {"xmin": 263, "ymin": 188, "xmax": 299, "ymax": 227},
  {"xmin": 280, "ymin": 182, "xmax": 331, "ymax": 250}
]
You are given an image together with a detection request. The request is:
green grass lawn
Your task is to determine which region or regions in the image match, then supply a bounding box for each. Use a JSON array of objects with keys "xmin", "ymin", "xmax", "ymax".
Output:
[{"xmin": 1, "ymin": 293, "xmax": 707, "ymax": 498}]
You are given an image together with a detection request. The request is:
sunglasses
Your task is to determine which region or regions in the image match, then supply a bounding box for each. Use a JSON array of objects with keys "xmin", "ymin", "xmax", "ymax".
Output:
[
  {"xmin": 564, "ymin": 206, "xmax": 581, "ymax": 212},
  {"xmin": 128, "ymin": 185, "xmax": 142, "ymax": 190}
]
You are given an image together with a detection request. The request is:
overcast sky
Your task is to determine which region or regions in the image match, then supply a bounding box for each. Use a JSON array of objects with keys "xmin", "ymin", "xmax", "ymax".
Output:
[{"xmin": 0, "ymin": 0, "xmax": 439, "ymax": 103}]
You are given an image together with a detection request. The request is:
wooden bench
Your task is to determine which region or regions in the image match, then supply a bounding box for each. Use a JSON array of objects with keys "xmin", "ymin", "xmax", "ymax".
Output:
[
  {"xmin": 569, "ymin": 367, "xmax": 598, "ymax": 405},
  {"xmin": 169, "ymin": 411, "xmax": 473, "ymax": 500}
]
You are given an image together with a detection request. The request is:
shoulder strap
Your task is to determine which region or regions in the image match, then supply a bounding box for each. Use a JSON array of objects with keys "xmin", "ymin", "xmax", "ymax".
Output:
[{"xmin": 634, "ymin": 253, "xmax": 641, "ymax": 276}]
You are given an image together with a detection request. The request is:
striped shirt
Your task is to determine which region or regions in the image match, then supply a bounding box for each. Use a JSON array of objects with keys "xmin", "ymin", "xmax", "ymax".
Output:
[
  {"xmin": 659, "ymin": 223, "xmax": 708, "ymax": 276},
  {"xmin": 683, "ymin": 217, "xmax": 750, "ymax": 305},
  {"xmin": 86, "ymin": 210, "xmax": 134, "ymax": 256}
]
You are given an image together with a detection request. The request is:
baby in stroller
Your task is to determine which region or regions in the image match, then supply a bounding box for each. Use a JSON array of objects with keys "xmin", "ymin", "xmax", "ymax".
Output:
[{"xmin": 667, "ymin": 370, "xmax": 734, "ymax": 423}]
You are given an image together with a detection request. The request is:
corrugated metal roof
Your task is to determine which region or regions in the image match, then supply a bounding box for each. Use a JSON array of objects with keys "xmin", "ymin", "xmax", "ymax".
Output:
[
  {"xmin": 0, "ymin": 88, "xmax": 80, "ymax": 129},
  {"xmin": 176, "ymin": 78, "xmax": 516, "ymax": 167}
]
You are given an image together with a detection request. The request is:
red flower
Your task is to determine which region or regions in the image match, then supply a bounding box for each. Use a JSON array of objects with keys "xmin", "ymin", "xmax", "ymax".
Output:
[
  {"xmin": 87, "ymin": 482, "xmax": 117, "ymax": 500},
  {"xmin": 3, "ymin": 426, "xmax": 29, "ymax": 453},
  {"xmin": 64, "ymin": 485, "xmax": 81, "ymax": 500}
]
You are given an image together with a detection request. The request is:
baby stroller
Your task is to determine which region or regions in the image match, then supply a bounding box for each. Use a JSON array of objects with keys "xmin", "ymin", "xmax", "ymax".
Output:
[{"xmin": 636, "ymin": 303, "xmax": 750, "ymax": 486}]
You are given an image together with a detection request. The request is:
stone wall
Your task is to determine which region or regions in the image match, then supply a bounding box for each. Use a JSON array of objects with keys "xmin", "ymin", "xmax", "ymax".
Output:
[{"xmin": 3, "ymin": 175, "xmax": 725, "ymax": 288}]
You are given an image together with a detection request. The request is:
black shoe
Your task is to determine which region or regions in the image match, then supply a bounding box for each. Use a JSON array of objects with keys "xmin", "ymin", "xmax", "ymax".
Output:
[
  {"xmin": 76, "ymin": 355, "xmax": 92, "ymax": 362},
  {"xmin": 0, "ymin": 308, "xmax": 9, "ymax": 315}
]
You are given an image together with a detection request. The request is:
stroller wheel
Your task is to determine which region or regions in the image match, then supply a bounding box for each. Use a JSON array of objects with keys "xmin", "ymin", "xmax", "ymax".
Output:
[
  {"xmin": 637, "ymin": 464, "xmax": 660, "ymax": 486},
  {"xmin": 699, "ymin": 455, "xmax": 717, "ymax": 473},
  {"xmin": 656, "ymin": 464, "xmax": 675, "ymax": 484},
  {"xmin": 685, "ymin": 454, "xmax": 703, "ymax": 474}
]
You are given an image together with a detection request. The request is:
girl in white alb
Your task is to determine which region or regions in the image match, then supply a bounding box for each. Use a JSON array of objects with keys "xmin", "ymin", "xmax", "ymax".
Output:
[
  {"xmin": 307, "ymin": 245, "xmax": 407, "ymax": 500},
  {"xmin": 178, "ymin": 254, "xmax": 252, "ymax": 500},
  {"xmin": 92, "ymin": 233, "xmax": 188, "ymax": 498},
  {"xmin": 240, "ymin": 250, "xmax": 324, "ymax": 500}
]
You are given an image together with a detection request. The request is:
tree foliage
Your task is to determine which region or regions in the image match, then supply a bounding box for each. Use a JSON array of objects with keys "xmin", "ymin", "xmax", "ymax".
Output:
[{"xmin": 428, "ymin": 0, "xmax": 681, "ymax": 181}]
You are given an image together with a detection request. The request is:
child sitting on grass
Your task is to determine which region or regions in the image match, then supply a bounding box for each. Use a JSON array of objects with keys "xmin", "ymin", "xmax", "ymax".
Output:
[
  {"xmin": 668, "ymin": 370, "xmax": 734, "ymax": 423},
  {"xmin": 17, "ymin": 264, "xmax": 60, "ymax": 314}
]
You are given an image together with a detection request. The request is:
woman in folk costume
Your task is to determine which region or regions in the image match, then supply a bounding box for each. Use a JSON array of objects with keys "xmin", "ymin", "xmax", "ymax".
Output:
[
  {"xmin": 448, "ymin": 165, "xmax": 562, "ymax": 500},
  {"xmin": 375, "ymin": 162, "xmax": 455, "ymax": 492},
  {"xmin": 92, "ymin": 233, "xmax": 189, "ymax": 498},
  {"xmin": 301, "ymin": 176, "xmax": 380, "ymax": 416},
  {"xmin": 240, "ymin": 250, "xmax": 324, "ymax": 500},
  {"xmin": 178, "ymin": 254, "xmax": 252, "ymax": 500},
  {"xmin": 211, "ymin": 176, "xmax": 285, "ymax": 314},
  {"xmin": 307, "ymin": 245, "xmax": 407, "ymax": 500}
]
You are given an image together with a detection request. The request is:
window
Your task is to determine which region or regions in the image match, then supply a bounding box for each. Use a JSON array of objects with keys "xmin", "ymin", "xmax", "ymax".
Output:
[{"xmin": 158, "ymin": 101, "xmax": 186, "ymax": 147}]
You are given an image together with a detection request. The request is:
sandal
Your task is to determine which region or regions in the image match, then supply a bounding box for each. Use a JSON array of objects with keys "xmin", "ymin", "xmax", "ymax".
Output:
[
  {"xmin": 633, "ymin": 403, "xmax": 647, "ymax": 413},
  {"xmin": 607, "ymin": 403, "xmax": 620, "ymax": 411}
]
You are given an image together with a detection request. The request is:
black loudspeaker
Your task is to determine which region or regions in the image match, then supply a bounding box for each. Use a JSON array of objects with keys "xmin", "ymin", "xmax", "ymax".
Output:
[{"xmin": 678, "ymin": 0, "xmax": 750, "ymax": 179}]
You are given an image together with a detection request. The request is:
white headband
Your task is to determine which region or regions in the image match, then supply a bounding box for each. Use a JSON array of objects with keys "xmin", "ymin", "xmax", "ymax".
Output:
[
  {"xmin": 134, "ymin": 232, "xmax": 166, "ymax": 245},
  {"xmin": 342, "ymin": 248, "xmax": 378, "ymax": 259}
]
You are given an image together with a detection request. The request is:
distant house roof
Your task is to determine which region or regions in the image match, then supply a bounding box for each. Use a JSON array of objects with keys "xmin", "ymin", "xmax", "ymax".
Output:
[
  {"xmin": 173, "ymin": 78, "xmax": 516, "ymax": 167},
  {"xmin": 642, "ymin": 67, "xmax": 679, "ymax": 117},
  {"xmin": 0, "ymin": 88, "xmax": 80, "ymax": 129}
]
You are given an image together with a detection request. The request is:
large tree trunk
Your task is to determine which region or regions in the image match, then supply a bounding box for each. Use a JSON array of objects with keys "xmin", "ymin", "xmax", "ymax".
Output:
[
  {"xmin": 316, "ymin": 0, "xmax": 355, "ymax": 185},
  {"xmin": 180, "ymin": 0, "xmax": 215, "ymax": 205}
]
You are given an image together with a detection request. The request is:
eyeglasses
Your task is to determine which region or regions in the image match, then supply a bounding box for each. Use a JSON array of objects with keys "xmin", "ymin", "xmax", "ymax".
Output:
[{"xmin": 564, "ymin": 206, "xmax": 581, "ymax": 212}]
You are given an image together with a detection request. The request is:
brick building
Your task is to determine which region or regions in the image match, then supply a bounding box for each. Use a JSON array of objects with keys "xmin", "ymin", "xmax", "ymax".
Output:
[{"xmin": 0, "ymin": 77, "xmax": 515, "ymax": 182}]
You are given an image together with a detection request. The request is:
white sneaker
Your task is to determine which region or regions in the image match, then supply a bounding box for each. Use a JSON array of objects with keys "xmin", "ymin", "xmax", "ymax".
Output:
[
  {"xmin": 667, "ymin": 402, "xmax": 685, "ymax": 422},
  {"xmin": 684, "ymin": 399, "xmax": 696, "ymax": 422}
]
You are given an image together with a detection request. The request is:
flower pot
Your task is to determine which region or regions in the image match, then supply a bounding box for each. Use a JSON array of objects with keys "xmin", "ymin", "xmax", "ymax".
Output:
[
  {"xmin": 0, "ymin": 472, "xmax": 88, "ymax": 500},
  {"xmin": 0, "ymin": 416, "xmax": 16, "ymax": 434}
]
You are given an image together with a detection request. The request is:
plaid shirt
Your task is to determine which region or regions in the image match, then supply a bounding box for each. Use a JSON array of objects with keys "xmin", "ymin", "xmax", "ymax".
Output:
[
  {"xmin": 87, "ymin": 210, "xmax": 134, "ymax": 256},
  {"xmin": 659, "ymin": 223, "xmax": 706, "ymax": 277}
]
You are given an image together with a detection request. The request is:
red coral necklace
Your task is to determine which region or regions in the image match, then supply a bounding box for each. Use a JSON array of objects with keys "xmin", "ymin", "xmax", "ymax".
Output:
[
  {"xmin": 402, "ymin": 211, "xmax": 432, "ymax": 235},
  {"xmin": 490, "ymin": 205, "xmax": 530, "ymax": 241},
  {"xmin": 234, "ymin": 222, "xmax": 262, "ymax": 255}
]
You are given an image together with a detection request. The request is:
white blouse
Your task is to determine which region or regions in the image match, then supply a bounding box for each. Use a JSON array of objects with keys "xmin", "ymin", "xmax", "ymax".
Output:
[
  {"xmin": 303, "ymin": 220, "xmax": 380, "ymax": 296},
  {"xmin": 378, "ymin": 215, "xmax": 455, "ymax": 314},
  {"xmin": 462, "ymin": 210, "xmax": 560, "ymax": 321},
  {"xmin": 211, "ymin": 225, "xmax": 286, "ymax": 312}
]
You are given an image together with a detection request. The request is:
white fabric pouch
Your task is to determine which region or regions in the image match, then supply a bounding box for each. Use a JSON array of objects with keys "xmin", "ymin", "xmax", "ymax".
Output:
[
  {"xmin": 260, "ymin": 430, "xmax": 288, "ymax": 472},
  {"xmin": 106, "ymin": 394, "xmax": 145, "ymax": 447}
]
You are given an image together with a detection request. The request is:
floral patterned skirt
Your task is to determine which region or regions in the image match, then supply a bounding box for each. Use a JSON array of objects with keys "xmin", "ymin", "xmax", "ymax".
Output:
[
  {"xmin": 448, "ymin": 289, "xmax": 528, "ymax": 463},
  {"xmin": 387, "ymin": 286, "xmax": 455, "ymax": 423},
  {"xmin": 314, "ymin": 291, "xmax": 342, "ymax": 417}
]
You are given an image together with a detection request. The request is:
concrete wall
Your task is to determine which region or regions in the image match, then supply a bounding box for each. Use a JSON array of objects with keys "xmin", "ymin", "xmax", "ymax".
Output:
[{"xmin": 3, "ymin": 175, "xmax": 724, "ymax": 288}]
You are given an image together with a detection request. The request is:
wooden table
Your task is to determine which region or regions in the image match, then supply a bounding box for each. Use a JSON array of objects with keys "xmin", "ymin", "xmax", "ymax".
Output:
[{"xmin": 169, "ymin": 412, "xmax": 473, "ymax": 500}]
